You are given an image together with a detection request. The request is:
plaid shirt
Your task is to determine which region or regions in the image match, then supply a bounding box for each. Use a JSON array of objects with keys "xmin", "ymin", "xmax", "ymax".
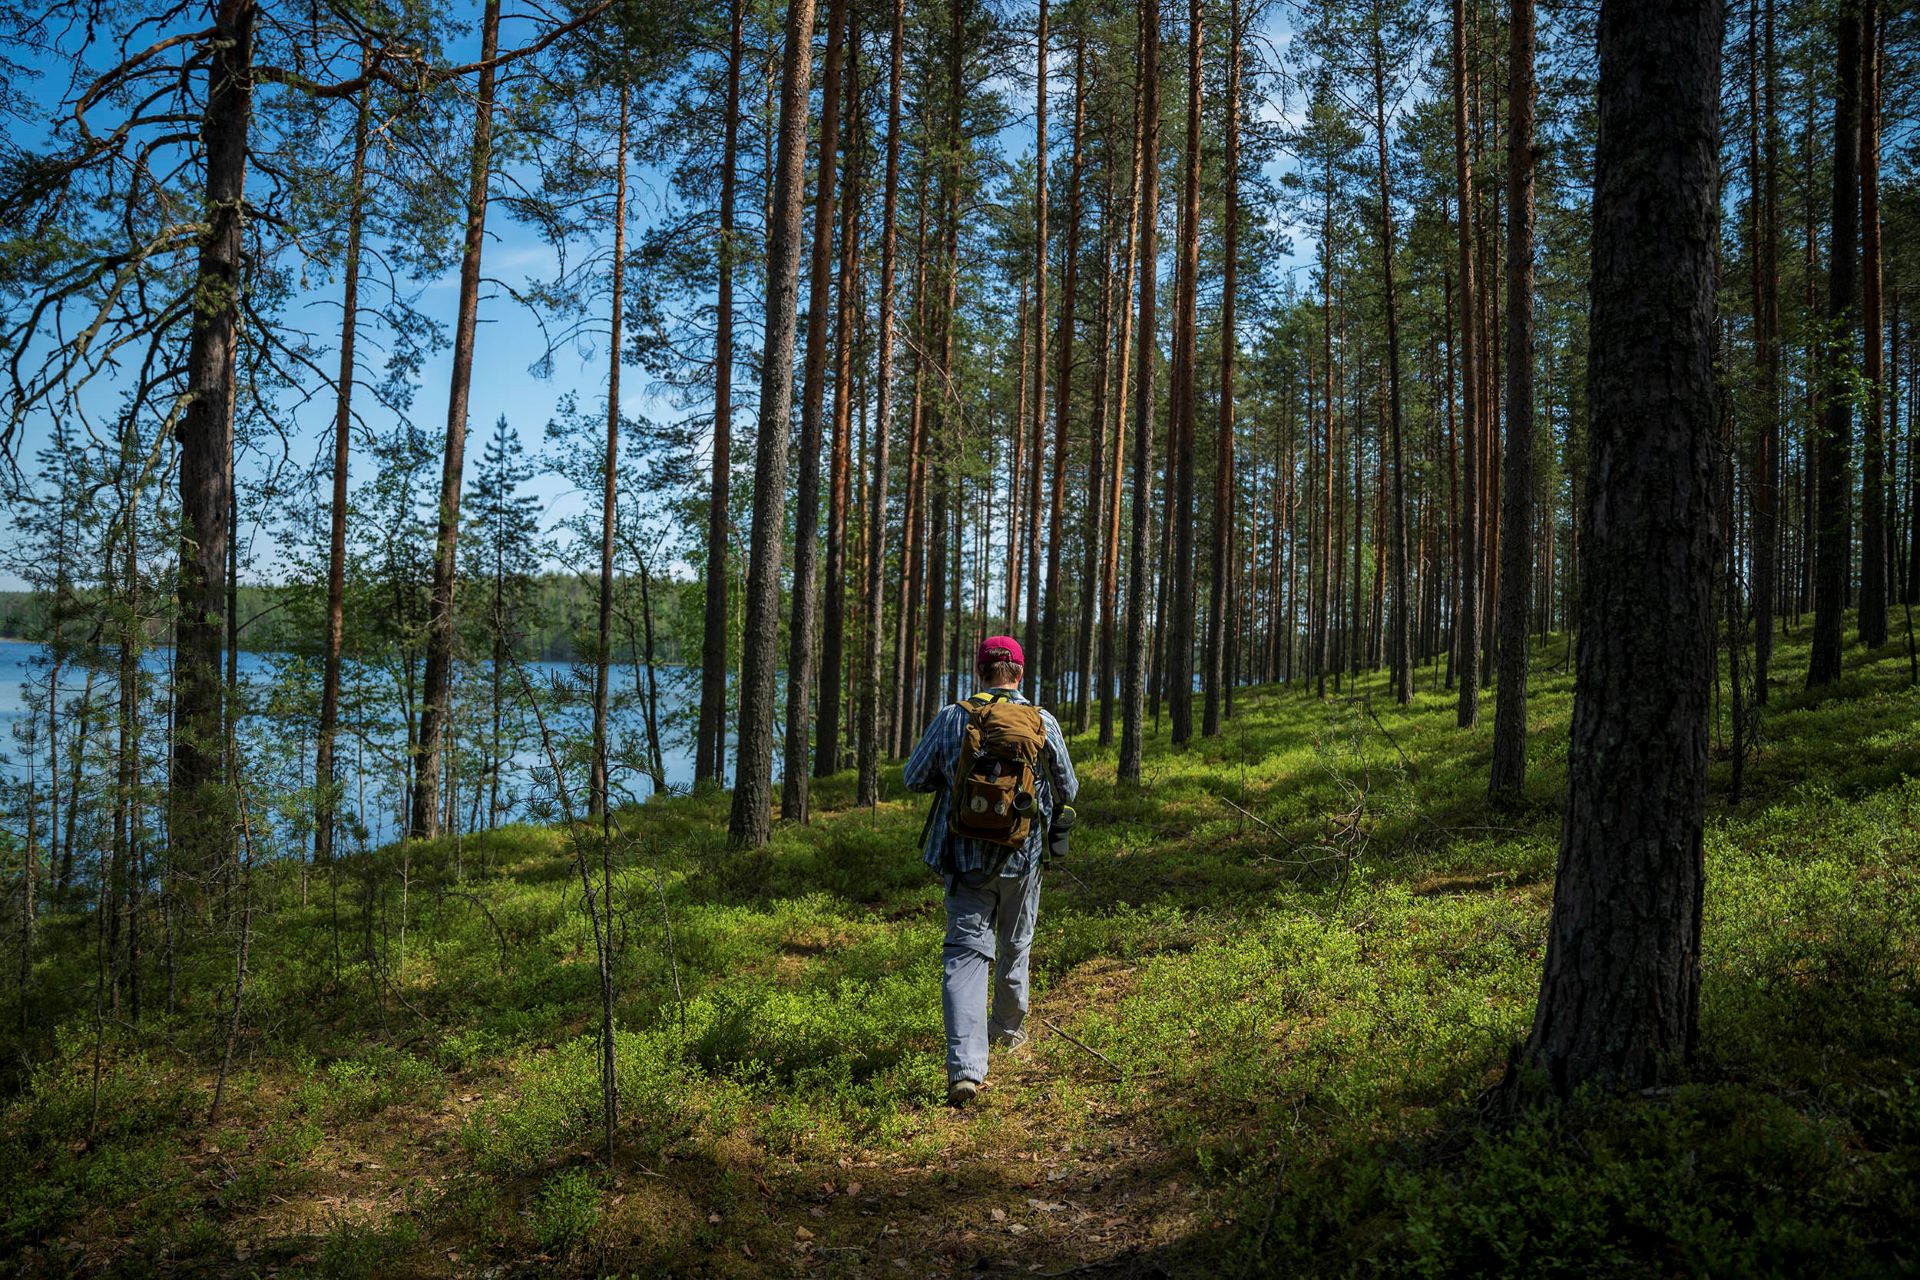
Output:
[{"xmin": 902, "ymin": 688, "xmax": 1078, "ymax": 879}]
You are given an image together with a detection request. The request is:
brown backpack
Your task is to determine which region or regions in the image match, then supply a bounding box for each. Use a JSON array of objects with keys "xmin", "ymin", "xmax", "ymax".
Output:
[{"xmin": 947, "ymin": 691, "xmax": 1050, "ymax": 848}]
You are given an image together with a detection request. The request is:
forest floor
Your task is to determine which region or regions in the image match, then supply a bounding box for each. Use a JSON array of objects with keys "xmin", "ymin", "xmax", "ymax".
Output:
[{"xmin": 5, "ymin": 618, "xmax": 1920, "ymax": 1277}]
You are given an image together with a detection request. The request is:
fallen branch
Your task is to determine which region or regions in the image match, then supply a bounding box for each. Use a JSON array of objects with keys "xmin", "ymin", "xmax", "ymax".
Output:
[{"xmin": 1040, "ymin": 1017, "xmax": 1123, "ymax": 1080}]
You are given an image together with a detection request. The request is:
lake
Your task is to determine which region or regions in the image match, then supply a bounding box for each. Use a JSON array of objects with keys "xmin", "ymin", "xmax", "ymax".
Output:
[{"xmin": 0, "ymin": 639, "xmax": 726, "ymax": 848}]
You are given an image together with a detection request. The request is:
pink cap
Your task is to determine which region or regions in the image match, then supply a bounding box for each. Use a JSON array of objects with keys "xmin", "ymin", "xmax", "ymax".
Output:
[{"xmin": 975, "ymin": 635, "xmax": 1025, "ymax": 668}]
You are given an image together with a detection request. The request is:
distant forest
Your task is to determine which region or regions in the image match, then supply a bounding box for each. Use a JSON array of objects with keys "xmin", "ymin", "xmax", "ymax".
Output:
[{"xmin": 0, "ymin": 577, "xmax": 704, "ymax": 666}]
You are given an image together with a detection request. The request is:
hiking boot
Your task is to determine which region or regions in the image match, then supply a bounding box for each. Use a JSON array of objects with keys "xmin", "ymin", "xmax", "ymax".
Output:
[
  {"xmin": 990, "ymin": 1027, "xmax": 1028, "ymax": 1054},
  {"xmin": 946, "ymin": 1078, "xmax": 980, "ymax": 1108}
]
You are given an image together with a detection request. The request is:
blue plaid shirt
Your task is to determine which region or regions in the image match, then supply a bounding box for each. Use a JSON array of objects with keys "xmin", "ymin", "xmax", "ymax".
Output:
[{"xmin": 903, "ymin": 688, "xmax": 1078, "ymax": 879}]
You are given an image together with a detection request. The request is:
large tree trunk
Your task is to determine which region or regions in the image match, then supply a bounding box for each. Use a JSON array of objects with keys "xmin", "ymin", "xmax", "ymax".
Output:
[
  {"xmin": 818, "ymin": 17, "xmax": 862, "ymax": 779},
  {"xmin": 781, "ymin": 0, "xmax": 848, "ymax": 823},
  {"xmin": 696, "ymin": 0, "xmax": 746, "ymax": 788},
  {"xmin": 1858, "ymin": 0, "xmax": 1886, "ymax": 648},
  {"xmin": 1202, "ymin": 0, "xmax": 1240, "ymax": 738},
  {"xmin": 1502, "ymin": 0, "xmax": 1722, "ymax": 1103},
  {"xmin": 589, "ymin": 83, "xmax": 630, "ymax": 817},
  {"xmin": 1490, "ymin": 0, "xmax": 1536, "ymax": 799},
  {"xmin": 1042, "ymin": 30, "xmax": 1084, "ymax": 710},
  {"xmin": 172, "ymin": 0, "xmax": 256, "ymax": 891},
  {"xmin": 1450, "ymin": 0, "xmax": 1482, "ymax": 729},
  {"xmin": 1807, "ymin": 1, "xmax": 1861, "ymax": 688},
  {"xmin": 1166, "ymin": 0, "xmax": 1202, "ymax": 745},
  {"xmin": 1118, "ymin": 0, "xmax": 1160, "ymax": 786},
  {"xmin": 412, "ymin": 0, "xmax": 500, "ymax": 840},
  {"xmin": 859, "ymin": 0, "xmax": 905, "ymax": 807},
  {"xmin": 728, "ymin": 0, "xmax": 820, "ymax": 848},
  {"xmin": 316, "ymin": 73, "xmax": 370, "ymax": 868}
]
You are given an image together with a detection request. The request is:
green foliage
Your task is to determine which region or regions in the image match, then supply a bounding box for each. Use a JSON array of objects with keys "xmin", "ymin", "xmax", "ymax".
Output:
[{"xmin": 528, "ymin": 1168, "xmax": 602, "ymax": 1254}]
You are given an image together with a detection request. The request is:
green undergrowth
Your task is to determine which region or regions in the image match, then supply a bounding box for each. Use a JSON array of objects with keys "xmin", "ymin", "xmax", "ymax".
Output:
[{"xmin": 3, "ymin": 617, "xmax": 1918, "ymax": 1276}]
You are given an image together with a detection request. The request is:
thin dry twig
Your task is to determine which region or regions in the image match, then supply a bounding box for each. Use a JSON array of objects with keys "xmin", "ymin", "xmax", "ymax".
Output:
[{"xmin": 1040, "ymin": 1016, "xmax": 1123, "ymax": 1080}]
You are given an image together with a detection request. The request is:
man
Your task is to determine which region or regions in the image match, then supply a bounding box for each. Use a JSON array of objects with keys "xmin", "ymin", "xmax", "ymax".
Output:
[{"xmin": 904, "ymin": 636, "xmax": 1078, "ymax": 1107}]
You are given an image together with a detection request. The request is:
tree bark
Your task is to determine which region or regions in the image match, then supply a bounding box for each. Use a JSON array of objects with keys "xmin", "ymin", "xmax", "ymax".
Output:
[
  {"xmin": 1451, "ymin": 0, "xmax": 1482, "ymax": 729},
  {"xmin": 412, "ymin": 0, "xmax": 500, "ymax": 840},
  {"xmin": 1043, "ymin": 29, "xmax": 1085, "ymax": 710},
  {"xmin": 316, "ymin": 72, "xmax": 369, "ymax": 867},
  {"xmin": 1118, "ymin": 0, "xmax": 1160, "ymax": 785},
  {"xmin": 1102, "ymin": 67, "xmax": 1144, "ymax": 746},
  {"xmin": 1166, "ymin": 0, "xmax": 1202, "ymax": 744},
  {"xmin": 781, "ymin": 0, "xmax": 848, "ymax": 822},
  {"xmin": 171, "ymin": 0, "xmax": 256, "ymax": 887},
  {"xmin": 728, "ymin": 0, "xmax": 820, "ymax": 848},
  {"xmin": 589, "ymin": 82, "xmax": 630, "ymax": 817},
  {"xmin": 1502, "ymin": 0, "xmax": 1722, "ymax": 1104},
  {"xmin": 1490, "ymin": 0, "xmax": 1536, "ymax": 800},
  {"xmin": 819, "ymin": 15, "xmax": 862, "ymax": 778},
  {"xmin": 1858, "ymin": 0, "xmax": 1886, "ymax": 648},
  {"xmin": 696, "ymin": 0, "xmax": 746, "ymax": 787},
  {"xmin": 1203, "ymin": 0, "xmax": 1241, "ymax": 737},
  {"xmin": 1752, "ymin": 0, "xmax": 1780, "ymax": 701},
  {"xmin": 1808, "ymin": 1, "xmax": 1861, "ymax": 689},
  {"xmin": 858, "ymin": 0, "xmax": 904, "ymax": 807}
]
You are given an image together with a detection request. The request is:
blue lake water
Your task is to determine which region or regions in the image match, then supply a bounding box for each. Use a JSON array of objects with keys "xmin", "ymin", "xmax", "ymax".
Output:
[{"xmin": 0, "ymin": 639, "xmax": 724, "ymax": 849}]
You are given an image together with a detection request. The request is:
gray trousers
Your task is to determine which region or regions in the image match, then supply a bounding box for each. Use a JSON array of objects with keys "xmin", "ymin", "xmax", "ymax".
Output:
[{"xmin": 941, "ymin": 864, "xmax": 1042, "ymax": 1084}]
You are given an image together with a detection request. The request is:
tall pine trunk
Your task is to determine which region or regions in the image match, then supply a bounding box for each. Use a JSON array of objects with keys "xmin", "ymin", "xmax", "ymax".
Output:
[
  {"xmin": 1451, "ymin": 0, "xmax": 1483, "ymax": 729},
  {"xmin": 1202, "ymin": 0, "xmax": 1240, "ymax": 737},
  {"xmin": 1807, "ymin": 1, "xmax": 1861, "ymax": 689},
  {"xmin": 1042, "ymin": 31, "xmax": 1085, "ymax": 710},
  {"xmin": 1752, "ymin": 0, "xmax": 1780, "ymax": 700},
  {"xmin": 859, "ymin": 0, "xmax": 905, "ymax": 807},
  {"xmin": 728, "ymin": 0, "xmax": 820, "ymax": 848},
  {"xmin": 1167, "ymin": 0, "xmax": 1202, "ymax": 744},
  {"xmin": 819, "ymin": 18, "xmax": 862, "ymax": 777},
  {"xmin": 1858, "ymin": 0, "xmax": 1886, "ymax": 648},
  {"xmin": 171, "ymin": 0, "xmax": 256, "ymax": 888},
  {"xmin": 696, "ymin": 0, "xmax": 746, "ymax": 787},
  {"xmin": 316, "ymin": 73, "xmax": 370, "ymax": 867},
  {"xmin": 1502, "ymin": 0, "xmax": 1722, "ymax": 1104},
  {"xmin": 412, "ymin": 0, "xmax": 501, "ymax": 839},
  {"xmin": 1119, "ymin": 0, "xmax": 1161, "ymax": 785},
  {"xmin": 782, "ymin": 0, "xmax": 848, "ymax": 822},
  {"xmin": 589, "ymin": 82, "xmax": 630, "ymax": 817},
  {"xmin": 1490, "ymin": 0, "xmax": 1536, "ymax": 799}
]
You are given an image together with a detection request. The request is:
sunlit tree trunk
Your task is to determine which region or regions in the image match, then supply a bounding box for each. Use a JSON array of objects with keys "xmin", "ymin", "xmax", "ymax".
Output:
[
  {"xmin": 819, "ymin": 16, "xmax": 863, "ymax": 778},
  {"xmin": 1166, "ymin": 0, "xmax": 1202, "ymax": 744},
  {"xmin": 1203, "ymin": 0, "xmax": 1240, "ymax": 737},
  {"xmin": 1119, "ymin": 0, "xmax": 1161, "ymax": 785},
  {"xmin": 728, "ymin": 0, "xmax": 820, "ymax": 848},
  {"xmin": 859, "ymin": 0, "xmax": 905, "ymax": 807},
  {"xmin": 1043, "ymin": 30, "xmax": 1085, "ymax": 710},
  {"xmin": 782, "ymin": 0, "xmax": 849, "ymax": 822}
]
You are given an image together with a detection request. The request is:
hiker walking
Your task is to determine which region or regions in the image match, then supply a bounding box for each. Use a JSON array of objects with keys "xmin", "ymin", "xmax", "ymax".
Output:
[{"xmin": 904, "ymin": 636, "xmax": 1079, "ymax": 1107}]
